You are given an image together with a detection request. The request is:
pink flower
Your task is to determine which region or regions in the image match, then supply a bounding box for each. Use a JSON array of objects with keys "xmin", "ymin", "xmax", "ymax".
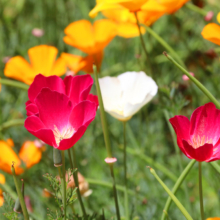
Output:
[
  {"xmin": 204, "ymin": 11, "xmax": 214, "ymax": 22},
  {"xmin": 25, "ymin": 74, "xmax": 98, "ymax": 150},
  {"xmin": 169, "ymin": 103, "xmax": 220, "ymax": 162},
  {"xmin": 32, "ymin": 28, "xmax": 44, "ymax": 37}
]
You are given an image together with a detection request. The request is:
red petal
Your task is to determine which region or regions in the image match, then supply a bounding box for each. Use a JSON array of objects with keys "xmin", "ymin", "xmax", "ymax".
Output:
[
  {"xmin": 35, "ymin": 88, "xmax": 73, "ymax": 131},
  {"xmin": 69, "ymin": 101, "xmax": 96, "ymax": 130},
  {"xmin": 87, "ymin": 94, "xmax": 99, "ymax": 110},
  {"xmin": 64, "ymin": 75, "xmax": 93, "ymax": 107},
  {"xmin": 189, "ymin": 102, "xmax": 220, "ymax": 144},
  {"xmin": 26, "ymin": 103, "xmax": 39, "ymax": 116},
  {"xmin": 182, "ymin": 140, "xmax": 213, "ymax": 162},
  {"xmin": 28, "ymin": 74, "xmax": 65, "ymax": 103},
  {"xmin": 25, "ymin": 116, "xmax": 57, "ymax": 147},
  {"xmin": 169, "ymin": 115, "xmax": 190, "ymax": 152}
]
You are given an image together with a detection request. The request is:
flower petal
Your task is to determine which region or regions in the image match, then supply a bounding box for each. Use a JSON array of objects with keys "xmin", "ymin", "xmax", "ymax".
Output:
[
  {"xmin": 189, "ymin": 102, "xmax": 220, "ymax": 144},
  {"xmin": 28, "ymin": 74, "xmax": 65, "ymax": 103},
  {"xmin": 182, "ymin": 140, "xmax": 213, "ymax": 162},
  {"xmin": 201, "ymin": 23, "xmax": 220, "ymax": 46},
  {"xmin": 69, "ymin": 100, "xmax": 97, "ymax": 130},
  {"xmin": 64, "ymin": 75, "xmax": 93, "ymax": 107},
  {"xmin": 50, "ymin": 57, "xmax": 67, "ymax": 77},
  {"xmin": 169, "ymin": 115, "xmax": 190, "ymax": 152},
  {"xmin": 35, "ymin": 88, "xmax": 73, "ymax": 131},
  {"xmin": 24, "ymin": 116, "xmax": 57, "ymax": 147},
  {"xmin": 4, "ymin": 56, "xmax": 35, "ymax": 85},
  {"xmin": 26, "ymin": 103, "xmax": 39, "ymax": 116},
  {"xmin": 58, "ymin": 126, "xmax": 87, "ymax": 150},
  {"xmin": 87, "ymin": 94, "xmax": 99, "ymax": 109}
]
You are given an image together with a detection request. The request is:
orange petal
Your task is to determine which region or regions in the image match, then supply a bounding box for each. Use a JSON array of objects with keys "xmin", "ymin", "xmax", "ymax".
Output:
[
  {"xmin": 0, "ymin": 174, "xmax": 5, "ymax": 184},
  {"xmin": 28, "ymin": 45, "xmax": 60, "ymax": 75},
  {"xmin": 64, "ymin": 20, "xmax": 95, "ymax": 54},
  {"xmin": 50, "ymin": 57, "xmax": 67, "ymax": 76},
  {"xmin": 201, "ymin": 23, "xmax": 220, "ymax": 46},
  {"xmin": 6, "ymin": 138, "xmax": 14, "ymax": 147},
  {"xmin": 0, "ymin": 196, "xmax": 3, "ymax": 207},
  {"xmin": 117, "ymin": 22, "xmax": 145, "ymax": 38},
  {"xmin": 4, "ymin": 56, "xmax": 35, "ymax": 85},
  {"xmin": 19, "ymin": 141, "xmax": 42, "ymax": 169},
  {"xmin": 206, "ymin": 218, "xmax": 220, "ymax": 220},
  {"xmin": 117, "ymin": 0, "xmax": 149, "ymax": 12},
  {"xmin": 0, "ymin": 140, "xmax": 23, "ymax": 175}
]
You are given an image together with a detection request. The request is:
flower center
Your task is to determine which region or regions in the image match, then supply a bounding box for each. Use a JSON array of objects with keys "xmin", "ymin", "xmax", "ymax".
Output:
[
  {"xmin": 188, "ymin": 135, "xmax": 212, "ymax": 149},
  {"xmin": 53, "ymin": 125, "xmax": 75, "ymax": 146}
]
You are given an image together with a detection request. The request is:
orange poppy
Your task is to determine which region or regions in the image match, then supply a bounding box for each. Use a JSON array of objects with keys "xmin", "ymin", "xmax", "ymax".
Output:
[
  {"xmin": 4, "ymin": 45, "xmax": 66, "ymax": 85},
  {"xmin": 61, "ymin": 52, "xmax": 103, "ymax": 74},
  {"xmin": 0, "ymin": 139, "xmax": 43, "ymax": 175},
  {"xmin": 63, "ymin": 19, "xmax": 116, "ymax": 69},
  {"xmin": 0, "ymin": 174, "xmax": 5, "ymax": 207},
  {"xmin": 201, "ymin": 12, "xmax": 220, "ymax": 46}
]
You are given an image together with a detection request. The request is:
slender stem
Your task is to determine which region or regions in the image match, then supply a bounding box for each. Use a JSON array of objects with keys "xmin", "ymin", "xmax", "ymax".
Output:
[
  {"xmin": 0, "ymin": 119, "xmax": 25, "ymax": 131},
  {"xmin": 93, "ymin": 65, "xmax": 121, "ymax": 220},
  {"xmin": 210, "ymin": 161, "xmax": 220, "ymax": 173},
  {"xmin": 11, "ymin": 164, "xmax": 29, "ymax": 220},
  {"xmin": 71, "ymin": 147, "xmax": 87, "ymax": 217},
  {"xmin": 185, "ymin": 3, "xmax": 207, "ymax": 16},
  {"xmin": 149, "ymin": 167, "xmax": 193, "ymax": 220},
  {"xmin": 0, "ymin": 78, "xmax": 29, "ymax": 90},
  {"xmin": 161, "ymin": 159, "xmax": 196, "ymax": 220},
  {"xmin": 134, "ymin": 12, "xmax": 152, "ymax": 74},
  {"xmin": 68, "ymin": 149, "xmax": 74, "ymax": 170},
  {"xmin": 61, "ymin": 151, "xmax": 66, "ymax": 220},
  {"xmin": 123, "ymin": 122, "xmax": 129, "ymax": 220},
  {"xmin": 163, "ymin": 52, "xmax": 220, "ymax": 109},
  {"xmin": 145, "ymin": 26, "xmax": 186, "ymax": 68},
  {"xmin": 199, "ymin": 162, "xmax": 205, "ymax": 220}
]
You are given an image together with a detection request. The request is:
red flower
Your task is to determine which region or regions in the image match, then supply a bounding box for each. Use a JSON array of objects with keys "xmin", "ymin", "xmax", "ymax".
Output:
[
  {"xmin": 25, "ymin": 74, "xmax": 98, "ymax": 150},
  {"xmin": 169, "ymin": 103, "xmax": 220, "ymax": 162}
]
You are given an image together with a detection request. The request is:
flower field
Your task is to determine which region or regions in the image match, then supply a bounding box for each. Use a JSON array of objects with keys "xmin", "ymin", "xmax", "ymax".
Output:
[{"xmin": 1, "ymin": 0, "xmax": 220, "ymax": 219}]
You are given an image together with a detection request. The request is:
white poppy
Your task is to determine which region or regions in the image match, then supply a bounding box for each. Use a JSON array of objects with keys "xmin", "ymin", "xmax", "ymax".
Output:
[{"xmin": 99, "ymin": 71, "xmax": 158, "ymax": 121}]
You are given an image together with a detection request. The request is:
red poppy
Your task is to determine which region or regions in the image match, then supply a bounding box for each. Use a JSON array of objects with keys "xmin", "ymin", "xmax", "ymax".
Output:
[
  {"xmin": 169, "ymin": 102, "xmax": 220, "ymax": 162},
  {"xmin": 25, "ymin": 74, "xmax": 98, "ymax": 150}
]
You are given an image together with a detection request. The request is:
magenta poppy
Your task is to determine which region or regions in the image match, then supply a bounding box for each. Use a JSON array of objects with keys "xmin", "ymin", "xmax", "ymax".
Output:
[
  {"xmin": 169, "ymin": 102, "xmax": 220, "ymax": 162},
  {"xmin": 25, "ymin": 74, "xmax": 98, "ymax": 150}
]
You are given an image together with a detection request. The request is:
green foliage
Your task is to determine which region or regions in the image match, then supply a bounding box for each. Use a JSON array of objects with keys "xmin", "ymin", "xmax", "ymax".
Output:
[
  {"xmin": 1, "ymin": 193, "xmax": 19, "ymax": 220},
  {"xmin": 71, "ymin": 212, "xmax": 106, "ymax": 220}
]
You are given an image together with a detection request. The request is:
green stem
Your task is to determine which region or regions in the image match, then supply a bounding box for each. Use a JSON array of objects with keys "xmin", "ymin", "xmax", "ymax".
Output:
[
  {"xmin": 163, "ymin": 52, "xmax": 220, "ymax": 109},
  {"xmin": 134, "ymin": 12, "xmax": 152, "ymax": 73},
  {"xmin": 123, "ymin": 122, "xmax": 129, "ymax": 220},
  {"xmin": 11, "ymin": 164, "xmax": 29, "ymax": 220},
  {"xmin": 149, "ymin": 167, "xmax": 193, "ymax": 220},
  {"xmin": 199, "ymin": 162, "xmax": 205, "ymax": 220},
  {"xmin": 0, "ymin": 119, "xmax": 25, "ymax": 131},
  {"xmin": 161, "ymin": 159, "xmax": 196, "ymax": 220},
  {"xmin": 93, "ymin": 65, "xmax": 121, "ymax": 220},
  {"xmin": 61, "ymin": 151, "xmax": 66, "ymax": 220},
  {"xmin": 0, "ymin": 78, "xmax": 29, "ymax": 90},
  {"xmin": 71, "ymin": 147, "xmax": 87, "ymax": 217},
  {"xmin": 145, "ymin": 26, "xmax": 186, "ymax": 68},
  {"xmin": 185, "ymin": 3, "xmax": 207, "ymax": 16}
]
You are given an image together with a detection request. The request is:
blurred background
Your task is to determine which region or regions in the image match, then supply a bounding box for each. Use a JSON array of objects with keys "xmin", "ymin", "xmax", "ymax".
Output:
[{"xmin": 1, "ymin": 0, "xmax": 220, "ymax": 219}]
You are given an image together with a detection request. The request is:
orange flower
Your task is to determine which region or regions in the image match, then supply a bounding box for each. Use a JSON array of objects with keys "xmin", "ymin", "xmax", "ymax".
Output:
[
  {"xmin": 61, "ymin": 52, "xmax": 103, "ymax": 74},
  {"xmin": 201, "ymin": 12, "xmax": 220, "ymax": 46},
  {"xmin": 63, "ymin": 19, "xmax": 116, "ymax": 70},
  {"xmin": 0, "ymin": 140, "xmax": 42, "ymax": 175},
  {"xmin": 4, "ymin": 45, "xmax": 66, "ymax": 85},
  {"xmin": 0, "ymin": 174, "xmax": 5, "ymax": 207},
  {"xmin": 206, "ymin": 218, "xmax": 220, "ymax": 220}
]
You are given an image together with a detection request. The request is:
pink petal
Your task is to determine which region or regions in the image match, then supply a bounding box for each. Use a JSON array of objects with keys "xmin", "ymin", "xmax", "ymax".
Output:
[
  {"xmin": 105, "ymin": 157, "xmax": 117, "ymax": 163},
  {"xmin": 190, "ymin": 102, "xmax": 220, "ymax": 144},
  {"xmin": 25, "ymin": 100, "xmax": 32, "ymax": 106},
  {"xmin": 64, "ymin": 75, "xmax": 93, "ymax": 107},
  {"xmin": 182, "ymin": 140, "xmax": 213, "ymax": 162},
  {"xmin": 69, "ymin": 101, "xmax": 96, "ymax": 130},
  {"xmin": 28, "ymin": 74, "xmax": 65, "ymax": 103},
  {"xmin": 26, "ymin": 103, "xmax": 39, "ymax": 116},
  {"xmin": 169, "ymin": 115, "xmax": 190, "ymax": 152},
  {"xmin": 58, "ymin": 126, "xmax": 87, "ymax": 150},
  {"xmin": 87, "ymin": 94, "xmax": 99, "ymax": 109},
  {"xmin": 25, "ymin": 116, "xmax": 57, "ymax": 147},
  {"xmin": 35, "ymin": 88, "xmax": 73, "ymax": 131}
]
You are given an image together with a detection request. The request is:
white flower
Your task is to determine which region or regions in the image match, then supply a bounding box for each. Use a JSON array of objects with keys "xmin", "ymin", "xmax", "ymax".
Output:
[{"xmin": 99, "ymin": 71, "xmax": 158, "ymax": 121}]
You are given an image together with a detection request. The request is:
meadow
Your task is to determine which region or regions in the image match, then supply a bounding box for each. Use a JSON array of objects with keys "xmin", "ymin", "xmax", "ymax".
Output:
[{"xmin": 1, "ymin": 0, "xmax": 220, "ymax": 219}]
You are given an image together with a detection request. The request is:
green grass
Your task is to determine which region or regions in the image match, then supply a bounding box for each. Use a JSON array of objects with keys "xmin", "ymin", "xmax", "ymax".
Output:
[{"xmin": 1, "ymin": 0, "xmax": 220, "ymax": 219}]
